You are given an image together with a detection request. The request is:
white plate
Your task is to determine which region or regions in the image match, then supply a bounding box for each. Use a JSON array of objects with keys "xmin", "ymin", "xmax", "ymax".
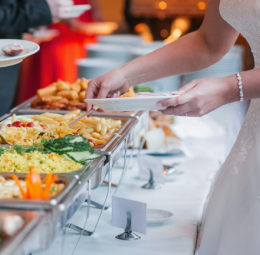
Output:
[
  {"xmin": 147, "ymin": 209, "xmax": 173, "ymax": 224},
  {"xmin": 59, "ymin": 4, "xmax": 91, "ymax": 19},
  {"xmin": 84, "ymin": 95, "xmax": 178, "ymax": 111},
  {"xmin": 0, "ymin": 40, "xmax": 40, "ymax": 68}
]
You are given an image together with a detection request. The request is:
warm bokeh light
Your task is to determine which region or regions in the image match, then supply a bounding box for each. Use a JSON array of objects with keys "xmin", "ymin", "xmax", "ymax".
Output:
[
  {"xmin": 160, "ymin": 29, "xmax": 169, "ymax": 38},
  {"xmin": 173, "ymin": 28, "xmax": 182, "ymax": 38},
  {"xmin": 197, "ymin": 2, "xmax": 207, "ymax": 10},
  {"xmin": 164, "ymin": 17, "xmax": 191, "ymax": 43},
  {"xmin": 158, "ymin": 1, "xmax": 167, "ymax": 10},
  {"xmin": 135, "ymin": 23, "xmax": 153, "ymax": 42}
]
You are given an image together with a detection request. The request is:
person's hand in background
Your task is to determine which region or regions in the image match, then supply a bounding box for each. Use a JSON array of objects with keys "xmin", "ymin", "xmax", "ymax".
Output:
[{"xmin": 46, "ymin": 0, "xmax": 74, "ymax": 20}]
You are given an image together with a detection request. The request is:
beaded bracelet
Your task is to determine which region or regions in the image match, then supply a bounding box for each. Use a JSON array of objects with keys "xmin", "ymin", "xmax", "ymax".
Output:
[{"xmin": 236, "ymin": 72, "xmax": 244, "ymax": 101}]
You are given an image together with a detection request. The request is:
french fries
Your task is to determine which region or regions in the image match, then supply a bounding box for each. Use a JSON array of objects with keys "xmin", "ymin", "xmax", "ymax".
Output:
[{"xmin": 0, "ymin": 111, "xmax": 122, "ymax": 146}]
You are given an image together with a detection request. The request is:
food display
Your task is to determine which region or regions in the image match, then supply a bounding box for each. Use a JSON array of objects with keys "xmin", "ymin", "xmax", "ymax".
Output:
[
  {"xmin": 2, "ymin": 43, "xmax": 24, "ymax": 56},
  {"xmin": 0, "ymin": 134, "xmax": 101, "ymax": 173},
  {"xmin": 0, "ymin": 170, "xmax": 64, "ymax": 199},
  {"xmin": 0, "ymin": 110, "xmax": 122, "ymax": 146},
  {"xmin": 30, "ymin": 78, "xmax": 138, "ymax": 111},
  {"xmin": 0, "ymin": 145, "xmax": 83, "ymax": 174},
  {"xmin": 31, "ymin": 78, "xmax": 89, "ymax": 111},
  {"xmin": 149, "ymin": 111, "xmax": 178, "ymax": 138}
]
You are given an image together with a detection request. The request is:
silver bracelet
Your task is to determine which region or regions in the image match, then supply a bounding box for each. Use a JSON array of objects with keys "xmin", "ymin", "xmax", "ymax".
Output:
[{"xmin": 236, "ymin": 72, "xmax": 244, "ymax": 101}]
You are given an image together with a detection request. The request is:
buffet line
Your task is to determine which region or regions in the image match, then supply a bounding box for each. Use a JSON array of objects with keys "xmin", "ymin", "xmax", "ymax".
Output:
[{"xmin": 0, "ymin": 80, "xmax": 148, "ymax": 255}]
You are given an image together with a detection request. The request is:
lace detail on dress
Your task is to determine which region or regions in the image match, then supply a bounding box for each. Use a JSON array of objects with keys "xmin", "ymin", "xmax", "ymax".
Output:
[
  {"xmin": 225, "ymin": 99, "xmax": 260, "ymax": 175},
  {"xmin": 219, "ymin": 0, "xmax": 260, "ymax": 174},
  {"xmin": 220, "ymin": 0, "xmax": 260, "ymax": 67}
]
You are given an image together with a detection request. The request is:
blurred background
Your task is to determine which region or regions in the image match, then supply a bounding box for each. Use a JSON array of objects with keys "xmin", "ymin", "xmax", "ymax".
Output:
[{"xmin": 16, "ymin": 0, "xmax": 253, "ymax": 105}]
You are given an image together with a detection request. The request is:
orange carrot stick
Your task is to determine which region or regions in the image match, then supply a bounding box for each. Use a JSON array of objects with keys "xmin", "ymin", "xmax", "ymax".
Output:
[
  {"xmin": 11, "ymin": 175, "xmax": 27, "ymax": 199},
  {"xmin": 43, "ymin": 173, "xmax": 53, "ymax": 199}
]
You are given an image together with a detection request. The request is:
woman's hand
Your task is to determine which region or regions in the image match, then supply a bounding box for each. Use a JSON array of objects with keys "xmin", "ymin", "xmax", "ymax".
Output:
[
  {"xmin": 158, "ymin": 76, "xmax": 238, "ymax": 117},
  {"xmin": 85, "ymin": 68, "xmax": 132, "ymax": 111}
]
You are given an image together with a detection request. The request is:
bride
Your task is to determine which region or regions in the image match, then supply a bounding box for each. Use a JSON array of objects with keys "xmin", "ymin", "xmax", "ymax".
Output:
[{"xmin": 85, "ymin": 0, "xmax": 260, "ymax": 254}]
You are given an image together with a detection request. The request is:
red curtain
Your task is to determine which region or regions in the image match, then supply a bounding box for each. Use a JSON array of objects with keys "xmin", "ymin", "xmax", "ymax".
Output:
[{"xmin": 16, "ymin": 0, "xmax": 96, "ymax": 104}]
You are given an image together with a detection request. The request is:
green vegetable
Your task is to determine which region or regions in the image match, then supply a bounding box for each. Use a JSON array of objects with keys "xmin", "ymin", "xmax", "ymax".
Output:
[
  {"xmin": 133, "ymin": 85, "xmax": 154, "ymax": 93},
  {"xmin": 41, "ymin": 135, "xmax": 100, "ymax": 163},
  {"xmin": 65, "ymin": 151, "xmax": 100, "ymax": 164},
  {"xmin": 0, "ymin": 147, "xmax": 6, "ymax": 156}
]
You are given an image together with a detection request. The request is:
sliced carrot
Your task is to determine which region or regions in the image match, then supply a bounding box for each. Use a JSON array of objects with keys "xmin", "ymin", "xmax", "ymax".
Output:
[
  {"xmin": 26, "ymin": 179, "xmax": 34, "ymax": 199},
  {"xmin": 11, "ymin": 175, "xmax": 27, "ymax": 199},
  {"xmin": 43, "ymin": 173, "xmax": 53, "ymax": 199}
]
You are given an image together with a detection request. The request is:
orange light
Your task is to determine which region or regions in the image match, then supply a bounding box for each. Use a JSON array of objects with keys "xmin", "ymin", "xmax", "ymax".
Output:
[
  {"xmin": 173, "ymin": 28, "xmax": 182, "ymax": 38},
  {"xmin": 160, "ymin": 29, "xmax": 169, "ymax": 38},
  {"xmin": 158, "ymin": 1, "xmax": 167, "ymax": 10},
  {"xmin": 197, "ymin": 2, "xmax": 207, "ymax": 10}
]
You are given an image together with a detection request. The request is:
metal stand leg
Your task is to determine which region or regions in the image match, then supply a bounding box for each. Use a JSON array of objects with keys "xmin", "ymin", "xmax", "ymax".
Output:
[
  {"xmin": 141, "ymin": 168, "xmax": 161, "ymax": 189},
  {"xmin": 125, "ymin": 128, "xmax": 136, "ymax": 170},
  {"xmin": 86, "ymin": 138, "xmax": 129, "ymax": 210},
  {"xmin": 66, "ymin": 161, "xmax": 112, "ymax": 236},
  {"xmin": 115, "ymin": 212, "xmax": 140, "ymax": 241}
]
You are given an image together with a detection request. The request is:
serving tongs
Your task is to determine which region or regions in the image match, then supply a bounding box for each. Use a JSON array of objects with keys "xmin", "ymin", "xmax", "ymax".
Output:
[{"xmin": 68, "ymin": 108, "xmax": 95, "ymax": 128}]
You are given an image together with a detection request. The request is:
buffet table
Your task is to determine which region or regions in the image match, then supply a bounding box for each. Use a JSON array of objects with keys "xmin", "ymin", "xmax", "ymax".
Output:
[{"xmin": 35, "ymin": 114, "xmax": 226, "ymax": 255}]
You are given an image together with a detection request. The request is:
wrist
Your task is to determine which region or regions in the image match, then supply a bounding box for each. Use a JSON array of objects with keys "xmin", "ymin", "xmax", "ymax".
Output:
[
  {"xmin": 117, "ymin": 65, "xmax": 133, "ymax": 88},
  {"xmin": 222, "ymin": 75, "xmax": 240, "ymax": 104}
]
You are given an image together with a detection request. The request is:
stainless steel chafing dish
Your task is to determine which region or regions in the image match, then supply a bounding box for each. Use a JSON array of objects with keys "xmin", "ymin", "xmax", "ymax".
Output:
[
  {"xmin": 10, "ymin": 95, "xmax": 148, "ymax": 150},
  {"xmin": 10, "ymin": 95, "xmax": 139, "ymax": 117},
  {"xmin": 0, "ymin": 111, "xmax": 138, "ymax": 167},
  {"xmin": 0, "ymin": 156, "xmax": 107, "ymax": 253},
  {"xmin": 0, "ymin": 209, "xmax": 48, "ymax": 255}
]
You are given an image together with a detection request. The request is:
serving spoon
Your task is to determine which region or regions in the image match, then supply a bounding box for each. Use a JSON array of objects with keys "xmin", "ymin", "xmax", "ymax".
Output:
[{"xmin": 0, "ymin": 134, "xmax": 12, "ymax": 145}]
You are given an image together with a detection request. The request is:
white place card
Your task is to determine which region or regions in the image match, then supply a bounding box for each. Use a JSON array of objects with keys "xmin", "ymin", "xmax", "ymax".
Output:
[
  {"xmin": 112, "ymin": 196, "xmax": 147, "ymax": 234},
  {"xmin": 138, "ymin": 154, "xmax": 164, "ymax": 184}
]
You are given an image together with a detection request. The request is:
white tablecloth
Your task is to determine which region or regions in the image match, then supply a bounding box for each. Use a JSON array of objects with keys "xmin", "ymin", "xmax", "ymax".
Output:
[{"xmin": 35, "ymin": 115, "xmax": 227, "ymax": 255}]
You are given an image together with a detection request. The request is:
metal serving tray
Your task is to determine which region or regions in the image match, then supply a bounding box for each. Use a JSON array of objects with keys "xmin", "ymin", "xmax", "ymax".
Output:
[
  {"xmin": 0, "ymin": 156, "xmax": 107, "ymax": 253},
  {"xmin": 0, "ymin": 173, "xmax": 78, "ymax": 211},
  {"xmin": 0, "ymin": 209, "xmax": 48, "ymax": 255},
  {"xmin": 0, "ymin": 112, "xmax": 138, "ymax": 161},
  {"xmin": 11, "ymin": 95, "xmax": 140, "ymax": 117}
]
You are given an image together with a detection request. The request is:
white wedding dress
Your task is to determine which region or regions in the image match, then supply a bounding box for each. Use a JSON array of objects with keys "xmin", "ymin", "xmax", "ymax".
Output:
[{"xmin": 196, "ymin": 0, "xmax": 260, "ymax": 254}]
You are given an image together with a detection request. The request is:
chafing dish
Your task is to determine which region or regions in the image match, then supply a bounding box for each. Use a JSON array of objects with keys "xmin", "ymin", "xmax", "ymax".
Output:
[
  {"xmin": 0, "ymin": 156, "xmax": 107, "ymax": 252},
  {"xmin": 0, "ymin": 209, "xmax": 48, "ymax": 255},
  {"xmin": 10, "ymin": 96, "xmax": 140, "ymax": 117}
]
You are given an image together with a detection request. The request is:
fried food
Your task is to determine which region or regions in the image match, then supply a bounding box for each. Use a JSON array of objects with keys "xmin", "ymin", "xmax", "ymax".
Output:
[
  {"xmin": 37, "ymin": 86, "xmax": 57, "ymax": 98},
  {"xmin": 31, "ymin": 78, "xmax": 90, "ymax": 111},
  {"xmin": 56, "ymin": 80, "xmax": 70, "ymax": 91},
  {"xmin": 79, "ymin": 91, "xmax": 86, "ymax": 102},
  {"xmin": 0, "ymin": 112, "xmax": 122, "ymax": 146}
]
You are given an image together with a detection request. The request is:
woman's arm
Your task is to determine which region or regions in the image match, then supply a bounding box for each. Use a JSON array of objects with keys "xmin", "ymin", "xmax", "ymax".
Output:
[
  {"xmin": 158, "ymin": 69, "xmax": 260, "ymax": 117},
  {"xmin": 85, "ymin": 0, "xmax": 239, "ymax": 102}
]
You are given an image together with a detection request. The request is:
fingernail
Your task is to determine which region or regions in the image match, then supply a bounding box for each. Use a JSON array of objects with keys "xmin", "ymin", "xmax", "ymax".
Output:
[{"xmin": 156, "ymin": 103, "xmax": 163, "ymax": 107}]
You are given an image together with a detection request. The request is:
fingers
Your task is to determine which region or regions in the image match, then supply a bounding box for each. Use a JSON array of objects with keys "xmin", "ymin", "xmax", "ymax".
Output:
[
  {"xmin": 157, "ymin": 91, "xmax": 193, "ymax": 108},
  {"xmin": 160, "ymin": 103, "xmax": 191, "ymax": 116},
  {"xmin": 172, "ymin": 79, "xmax": 198, "ymax": 95},
  {"xmin": 85, "ymin": 80, "xmax": 97, "ymax": 111}
]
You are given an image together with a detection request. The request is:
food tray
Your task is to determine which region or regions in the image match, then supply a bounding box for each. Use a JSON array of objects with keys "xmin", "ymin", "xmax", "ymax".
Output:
[
  {"xmin": 0, "ymin": 209, "xmax": 48, "ymax": 255},
  {"xmin": 0, "ymin": 173, "xmax": 78, "ymax": 211},
  {"xmin": 0, "ymin": 112, "xmax": 138, "ymax": 159},
  {"xmin": 0, "ymin": 156, "xmax": 107, "ymax": 253},
  {"xmin": 10, "ymin": 95, "xmax": 140, "ymax": 117}
]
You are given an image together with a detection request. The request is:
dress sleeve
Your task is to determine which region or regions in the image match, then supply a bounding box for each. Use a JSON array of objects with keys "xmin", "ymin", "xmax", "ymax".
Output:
[{"xmin": 0, "ymin": 0, "xmax": 52, "ymax": 36}]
